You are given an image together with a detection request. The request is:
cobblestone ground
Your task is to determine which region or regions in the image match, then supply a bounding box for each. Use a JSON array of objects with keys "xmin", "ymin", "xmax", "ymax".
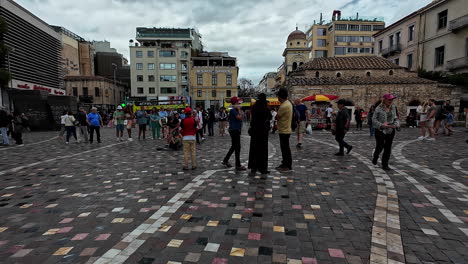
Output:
[{"xmin": 0, "ymin": 126, "xmax": 467, "ymax": 264}]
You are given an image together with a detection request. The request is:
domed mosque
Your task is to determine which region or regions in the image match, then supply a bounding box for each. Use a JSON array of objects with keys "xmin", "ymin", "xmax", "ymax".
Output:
[{"xmin": 283, "ymin": 27, "xmax": 310, "ymax": 74}]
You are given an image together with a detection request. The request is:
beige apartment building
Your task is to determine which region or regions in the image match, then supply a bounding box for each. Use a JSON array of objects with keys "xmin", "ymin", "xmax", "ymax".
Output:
[
  {"xmin": 129, "ymin": 27, "xmax": 202, "ymax": 98},
  {"xmin": 374, "ymin": 0, "xmax": 468, "ymax": 74},
  {"xmin": 258, "ymin": 72, "xmax": 277, "ymax": 95},
  {"xmin": 305, "ymin": 11, "xmax": 385, "ymax": 59}
]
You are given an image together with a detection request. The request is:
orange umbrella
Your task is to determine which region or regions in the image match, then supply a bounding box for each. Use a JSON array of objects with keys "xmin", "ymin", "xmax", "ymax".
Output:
[{"xmin": 301, "ymin": 95, "xmax": 339, "ymax": 102}]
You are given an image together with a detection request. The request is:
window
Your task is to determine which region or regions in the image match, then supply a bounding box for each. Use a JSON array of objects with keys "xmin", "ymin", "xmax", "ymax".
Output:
[
  {"xmin": 335, "ymin": 47, "xmax": 346, "ymax": 55},
  {"xmin": 396, "ymin": 32, "xmax": 401, "ymax": 44},
  {"xmin": 389, "ymin": 70, "xmax": 394, "ymax": 76},
  {"xmin": 181, "ymin": 63, "xmax": 188, "ymax": 71},
  {"xmin": 197, "ymin": 74, "xmax": 203, "ymax": 85},
  {"xmin": 438, "ymin": 10, "xmax": 448, "ymax": 29},
  {"xmin": 147, "ymin": 51, "xmax": 154, "ymax": 57},
  {"xmin": 136, "ymin": 50, "xmax": 143, "ymax": 58},
  {"xmin": 159, "ymin": 50, "xmax": 176, "ymax": 57},
  {"xmin": 226, "ymin": 74, "xmax": 232, "ymax": 85},
  {"xmin": 315, "ymin": 71, "xmax": 320, "ymax": 77},
  {"xmin": 212, "ymin": 74, "xmax": 217, "ymax": 85},
  {"xmin": 408, "ymin": 25, "xmax": 415, "ymax": 41},
  {"xmin": 435, "ymin": 46, "xmax": 445, "ymax": 66},
  {"xmin": 72, "ymin": 87, "xmax": 78, "ymax": 96},
  {"xmin": 379, "ymin": 40, "xmax": 383, "ymax": 52},
  {"xmin": 83, "ymin": 87, "xmax": 88, "ymax": 96},
  {"xmin": 336, "ymin": 72, "xmax": 341, "ymax": 77},
  {"xmin": 348, "ymin": 36, "xmax": 360, "ymax": 42},
  {"xmin": 137, "ymin": 87, "xmax": 144, "ymax": 94},
  {"xmin": 407, "ymin": 53, "xmax": 413, "ymax": 69},
  {"xmin": 317, "ymin": 39, "xmax": 326, "ymax": 47},
  {"xmin": 394, "ymin": 58, "xmax": 400, "ymax": 65},
  {"xmin": 197, "ymin": 90, "xmax": 202, "ymax": 97},
  {"xmin": 148, "ymin": 63, "xmax": 155, "ymax": 70},
  {"xmin": 315, "ymin": 50, "xmax": 327, "ymax": 58},
  {"xmin": 335, "ymin": 24, "xmax": 347, "ymax": 31},
  {"xmin": 366, "ymin": 72, "xmax": 371, "ymax": 77},
  {"xmin": 212, "ymin": 90, "xmax": 217, "ymax": 97},
  {"xmin": 148, "ymin": 75, "xmax": 155, "ymax": 82},
  {"xmin": 335, "ymin": 36, "xmax": 347, "ymax": 42},
  {"xmin": 297, "ymin": 41, "xmax": 300, "ymax": 45},
  {"xmin": 226, "ymin": 90, "xmax": 232, "ymax": 97},
  {"xmin": 160, "ymin": 75, "xmax": 176, "ymax": 82},
  {"xmin": 149, "ymin": 87, "xmax": 155, "ymax": 94},
  {"xmin": 360, "ymin": 48, "xmax": 371, "ymax": 53},
  {"xmin": 292, "ymin": 62, "xmax": 298, "ymax": 70},
  {"xmin": 349, "ymin": 24, "xmax": 359, "ymax": 31},
  {"xmin": 161, "ymin": 87, "xmax": 176, "ymax": 94},
  {"xmin": 361, "ymin": 36, "xmax": 372, "ymax": 42},
  {"xmin": 137, "ymin": 75, "xmax": 143, "ymax": 82},
  {"xmin": 347, "ymin": 47, "xmax": 358, "ymax": 53},
  {"xmin": 373, "ymin": 25, "xmax": 385, "ymax": 31},
  {"xmin": 360, "ymin": 25, "xmax": 372, "ymax": 31},
  {"xmin": 136, "ymin": 63, "xmax": 143, "ymax": 70},
  {"xmin": 389, "ymin": 35, "xmax": 394, "ymax": 47},
  {"xmin": 181, "ymin": 51, "xmax": 189, "ymax": 58},
  {"xmin": 317, "ymin": 28, "xmax": 326, "ymax": 36},
  {"xmin": 181, "ymin": 75, "xmax": 188, "ymax": 83},
  {"xmin": 160, "ymin": 63, "xmax": 176, "ymax": 70}
]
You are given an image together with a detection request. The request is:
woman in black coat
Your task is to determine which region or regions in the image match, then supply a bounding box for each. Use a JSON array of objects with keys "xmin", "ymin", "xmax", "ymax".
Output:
[{"xmin": 248, "ymin": 93, "xmax": 272, "ymax": 176}]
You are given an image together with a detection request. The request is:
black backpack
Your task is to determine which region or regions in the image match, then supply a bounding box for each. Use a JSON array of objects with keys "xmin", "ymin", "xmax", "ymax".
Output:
[{"xmin": 289, "ymin": 101, "xmax": 299, "ymax": 131}]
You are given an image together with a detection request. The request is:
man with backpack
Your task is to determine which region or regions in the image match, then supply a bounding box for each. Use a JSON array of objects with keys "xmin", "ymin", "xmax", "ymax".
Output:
[{"xmin": 276, "ymin": 88, "xmax": 294, "ymax": 172}]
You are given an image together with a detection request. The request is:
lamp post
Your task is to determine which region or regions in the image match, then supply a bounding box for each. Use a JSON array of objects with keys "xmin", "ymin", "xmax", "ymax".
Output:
[
  {"xmin": 6, "ymin": 46, "xmax": 15, "ymax": 112},
  {"xmin": 112, "ymin": 63, "xmax": 117, "ymax": 109}
]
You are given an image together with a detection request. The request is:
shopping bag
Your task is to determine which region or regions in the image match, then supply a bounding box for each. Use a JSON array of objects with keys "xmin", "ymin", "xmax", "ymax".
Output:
[
  {"xmin": 306, "ymin": 124, "xmax": 313, "ymax": 135},
  {"xmin": 107, "ymin": 119, "xmax": 114, "ymax": 128}
]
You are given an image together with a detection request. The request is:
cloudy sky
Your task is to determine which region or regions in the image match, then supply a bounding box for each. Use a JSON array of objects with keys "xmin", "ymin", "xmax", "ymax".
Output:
[{"xmin": 19, "ymin": 0, "xmax": 431, "ymax": 84}]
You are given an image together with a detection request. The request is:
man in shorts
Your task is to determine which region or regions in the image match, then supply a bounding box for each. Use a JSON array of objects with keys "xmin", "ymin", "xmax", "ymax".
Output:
[
  {"xmin": 426, "ymin": 99, "xmax": 437, "ymax": 141},
  {"xmin": 294, "ymin": 99, "xmax": 309, "ymax": 148},
  {"xmin": 113, "ymin": 106, "xmax": 125, "ymax": 141}
]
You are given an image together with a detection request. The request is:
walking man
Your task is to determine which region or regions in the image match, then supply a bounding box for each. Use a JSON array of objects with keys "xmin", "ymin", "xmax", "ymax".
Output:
[
  {"xmin": 76, "ymin": 107, "xmax": 89, "ymax": 143},
  {"xmin": 87, "ymin": 107, "xmax": 102, "ymax": 144},
  {"xmin": 181, "ymin": 107, "xmax": 198, "ymax": 170},
  {"xmin": 426, "ymin": 99, "xmax": 437, "ymax": 141},
  {"xmin": 217, "ymin": 107, "xmax": 228, "ymax": 136},
  {"xmin": 0, "ymin": 108, "xmax": 11, "ymax": 145},
  {"xmin": 294, "ymin": 99, "xmax": 308, "ymax": 148},
  {"xmin": 276, "ymin": 88, "xmax": 293, "ymax": 172},
  {"xmin": 222, "ymin": 97, "xmax": 246, "ymax": 171},
  {"xmin": 354, "ymin": 106, "xmax": 364, "ymax": 130},
  {"xmin": 195, "ymin": 106, "xmax": 204, "ymax": 143},
  {"xmin": 113, "ymin": 106, "xmax": 125, "ymax": 141},
  {"xmin": 333, "ymin": 99, "xmax": 352, "ymax": 156},
  {"xmin": 325, "ymin": 104, "xmax": 333, "ymax": 130}
]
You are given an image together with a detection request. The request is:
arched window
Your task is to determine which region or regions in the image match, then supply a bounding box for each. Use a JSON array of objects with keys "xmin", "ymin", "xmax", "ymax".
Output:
[
  {"xmin": 299, "ymin": 62, "xmax": 304, "ymax": 66},
  {"xmin": 290, "ymin": 42, "xmax": 292, "ymax": 46},
  {"xmin": 315, "ymin": 71, "xmax": 320, "ymax": 78},
  {"xmin": 226, "ymin": 90, "xmax": 231, "ymax": 97},
  {"xmin": 336, "ymin": 72, "xmax": 341, "ymax": 77},
  {"xmin": 297, "ymin": 41, "xmax": 300, "ymax": 45},
  {"xmin": 292, "ymin": 62, "xmax": 298, "ymax": 70},
  {"xmin": 389, "ymin": 70, "xmax": 394, "ymax": 76},
  {"xmin": 366, "ymin": 72, "xmax": 371, "ymax": 77}
]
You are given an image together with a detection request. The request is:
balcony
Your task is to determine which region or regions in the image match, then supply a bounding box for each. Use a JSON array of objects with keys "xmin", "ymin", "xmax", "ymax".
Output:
[
  {"xmin": 449, "ymin": 14, "xmax": 468, "ymax": 32},
  {"xmin": 381, "ymin": 44, "xmax": 402, "ymax": 58},
  {"xmin": 79, "ymin": 95, "xmax": 93, "ymax": 103},
  {"xmin": 447, "ymin": 56, "xmax": 468, "ymax": 71}
]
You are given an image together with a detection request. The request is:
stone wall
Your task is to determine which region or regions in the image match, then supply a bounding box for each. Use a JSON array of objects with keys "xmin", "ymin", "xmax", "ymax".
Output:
[{"xmin": 301, "ymin": 68, "xmax": 415, "ymax": 79}]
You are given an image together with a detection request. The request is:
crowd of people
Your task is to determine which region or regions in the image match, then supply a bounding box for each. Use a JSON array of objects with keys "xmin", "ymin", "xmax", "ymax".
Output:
[{"xmin": 0, "ymin": 108, "xmax": 29, "ymax": 146}]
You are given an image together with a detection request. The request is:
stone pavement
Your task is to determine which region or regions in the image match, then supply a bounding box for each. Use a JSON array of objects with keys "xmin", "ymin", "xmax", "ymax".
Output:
[{"xmin": 0, "ymin": 127, "xmax": 467, "ymax": 264}]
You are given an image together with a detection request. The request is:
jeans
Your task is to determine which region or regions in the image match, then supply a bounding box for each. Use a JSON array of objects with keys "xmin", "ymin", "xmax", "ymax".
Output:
[
  {"xmin": 196, "ymin": 129, "xmax": 203, "ymax": 143},
  {"xmin": 183, "ymin": 140, "xmax": 196, "ymax": 168},
  {"xmin": 356, "ymin": 120, "xmax": 363, "ymax": 130},
  {"xmin": 1, "ymin": 127, "xmax": 9, "ymax": 145},
  {"xmin": 65, "ymin": 126, "xmax": 77, "ymax": 142},
  {"xmin": 208, "ymin": 122, "xmax": 214, "ymax": 136},
  {"xmin": 369, "ymin": 123, "xmax": 375, "ymax": 137},
  {"xmin": 77, "ymin": 125, "xmax": 89, "ymax": 142},
  {"xmin": 223, "ymin": 129, "xmax": 241, "ymax": 167},
  {"xmin": 279, "ymin": 133, "xmax": 292, "ymax": 169},
  {"xmin": 151, "ymin": 122, "xmax": 161, "ymax": 139},
  {"xmin": 373, "ymin": 129, "xmax": 395, "ymax": 167},
  {"xmin": 11, "ymin": 131, "xmax": 22, "ymax": 145},
  {"xmin": 89, "ymin": 126, "xmax": 101, "ymax": 143},
  {"xmin": 335, "ymin": 131, "xmax": 351, "ymax": 153}
]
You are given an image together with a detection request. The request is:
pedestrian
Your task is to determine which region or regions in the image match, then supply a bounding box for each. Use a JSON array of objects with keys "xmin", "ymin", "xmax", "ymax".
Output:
[
  {"xmin": 180, "ymin": 107, "xmax": 198, "ymax": 170},
  {"xmin": 136, "ymin": 108, "xmax": 148, "ymax": 140},
  {"xmin": 124, "ymin": 107, "xmax": 134, "ymax": 141},
  {"xmin": 87, "ymin": 107, "xmax": 103, "ymax": 144},
  {"xmin": 325, "ymin": 104, "xmax": 333, "ymax": 130},
  {"xmin": 275, "ymin": 88, "xmax": 293, "ymax": 172},
  {"xmin": 166, "ymin": 112, "xmax": 180, "ymax": 147},
  {"xmin": 59, "ymin": 110, "xmax": 67, "ymax": 140},
  {"xmin": 195, "ymin": 106, "xmax": 204, "ymax": 142},
  {"xmin": 248, "ymin": 93, "xmax": 271, "ymax": 176},
  {"xmin": 417, "ymin": 101, "xmax": 429, "ymax": 140},
  {"xmin": 208, "ymin": 108, "xmax": 215, "ymax": 136},
  {"xmin": 76, "ymin": 107, "xmax": 89, "ymax": 143},
  {"xmin": 217, "ymin": 107, "xmax": 228, "ymax": 136},
  {"xmin": 332, "ymin": 99, "xmax": 352, "ymax": 156},
  {"xmin": 202, "ymin": 110, "xmax": 209, "ymax": 135},
  {"xmin": 371, "ymin": 94, "xmax": 400, "ymax": 170},
  {"xmin": 0, "ymin": 108, "xmax": 11, "ymax": 146},
  {"xmin": 113, "ymin": 106, "xmax": 125, "ymax": 141},
  {"xmin": 169, "ymin": 112, "xmax": 182, "ymax": 150},
  {"xmin": 425, "ymin": 99, "xmax": 437, "ymax": 141},
  {"xmin": 294, "ymin": 99, "xmax": 309, "ymax": 148},
  {"xmin": 64, "ymin": 111, "xmax": 78, "ymax": 144},
  {"xmin": 445, "ymin": 109, "xmax": 455, "ymax": 136},
  {"xmin": 222, "ymin": 96, "xmax": 246, "ymax": 171},
  {"xmin": 11, "ymin": 112, "xmax": 27, "ymax": 146},
  {"xmin": 434, "ymin": 101, "xmax": 447, "ymax": 136},
  {"xmin": 354, "ymin": 106, "xmax": 364, "ymax": 130},
  {"xmin": 270, "ymin": 108, "xmax": 277, "ymax": 133},
  {"xmin": 367, "ymin": 105, "xmax": 375, "ymax": 137},
  {"xmin": 150, "ymin": 108, "xmax": 162, "ymax": 140}
]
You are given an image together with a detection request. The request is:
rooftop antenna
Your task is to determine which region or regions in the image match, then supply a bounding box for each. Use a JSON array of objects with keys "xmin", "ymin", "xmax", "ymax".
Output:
[{"xmin": 319, "ymin": 13, "xmax": 323, "ymax": 24}]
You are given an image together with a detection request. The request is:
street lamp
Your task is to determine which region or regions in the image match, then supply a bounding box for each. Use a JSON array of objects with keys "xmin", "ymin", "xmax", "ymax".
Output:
[
  {"xmin": 112, "ymin": 63, "xmax": 117, "ymax": 109},
  {"xmin": 6, "ymin": 45, "xmax": 15, "ymax": 112}
]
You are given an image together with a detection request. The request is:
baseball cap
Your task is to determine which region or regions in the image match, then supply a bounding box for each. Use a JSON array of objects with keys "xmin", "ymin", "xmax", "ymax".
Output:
[
  {"xmin": 117, "ymin": 106, "xmax": 123, "ymax": 110},
  {"xmin": 184, "ymin": 107, "xmax": 192, "ymax": 113},
  {"xmin": 383, "ymin": 94, "xmax": 397, "ymax": 100},
  {"xmin": 231, "ymin": 96, "xmax": 241, "ymax": 104}
]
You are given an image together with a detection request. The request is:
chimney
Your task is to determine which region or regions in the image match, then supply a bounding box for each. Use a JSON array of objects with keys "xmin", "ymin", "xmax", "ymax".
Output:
[
  {"xmin": 332, "ymin": 10, "xmax": 341, "ymax": 21},
  {"xmin": 320, "ymin": 13, "xmax": 323, "ymax": 24},
  {"xmin": 356, "ymin": 12, "xmax": 359, "ymax": 19}
]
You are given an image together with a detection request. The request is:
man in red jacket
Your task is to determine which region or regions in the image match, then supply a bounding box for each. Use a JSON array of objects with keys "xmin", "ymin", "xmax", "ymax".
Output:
[{"xmin": 180, "ymin": 107, "xmax": 198, "ymax": 170}]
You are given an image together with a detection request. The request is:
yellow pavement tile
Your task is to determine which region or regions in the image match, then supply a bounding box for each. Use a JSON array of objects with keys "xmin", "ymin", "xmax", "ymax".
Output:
[
  {"xmin": 464, "ymin": 210, "xmax": 468, "ymax": 215},
  {"xmin": 158, "ymin": 225, "xmax": 172, "ymax": 232},
  {"xmin": 0, "ymin": 227, "xmax": 8, "ymax": 232},
  {"xmin": 1, "ymin": 193, "xmax": 13, "ymax": 197},
  {"xmin": 111, "ymin": 218, "xmax": 125, "ymax": 223},
  {"xmin": 207, "ymin": 221, "xmax": 219, "ymax": 227},
  {"xmin": 230, "ymin": 247, "xmax": 245, "ymax": 257},
  {"xmin": 43, "ymin": 228, "xmax": 60, "ymax": 235},
  {"xmin": 168, "ymin": 239, "xmax": 183, "ymax": 248},
  {"xmin": 321, "ymin": 192, "xmax": 330, "ymax": 196},
  {"xmin": 309, "ymin": 183, "xmax": 316, "ymax": 187},
  {"xmin": 53, "ymin": 247, "xmax": 73, "ymax": 255},
  {"xmin": 273, "ymin": 226, "xmax": 285, "ymax": 232},
  {"xmin": 304, "ymin": 214, "xmax": 316, "ymax": 220},
  {"xmin": 78, "ymin": 212, "xmax": 91, "ymax": 217},
  {"xmin": 264, "ymin": 194, "xmax": 272, "ymax": 198},
  {"xmin": 45, "ymin": 204, "xmax": 58, "ymax": 208},
  {"xmin": 423, "ymin": 216, "xmax": 438, "ymax": 222},
  {"xmin": 310, "ymin": 205, "xmax": 321, "ymax": 209},
  {"xmin": 180, "ymin": 214, "xmax": 192, "ymax": 220},
  {"xmin": 232, "ymin": 214, "xmax": 242, "ymax": 219},
  {"xmin": 20, "ymin": 204, "xmax": 33, "ymax": 208}
]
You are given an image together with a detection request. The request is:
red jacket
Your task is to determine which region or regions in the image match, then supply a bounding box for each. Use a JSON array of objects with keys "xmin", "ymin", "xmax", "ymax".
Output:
[{"xmin": 181, "ymin": 117, "xmax": 197, "ymax": 136}]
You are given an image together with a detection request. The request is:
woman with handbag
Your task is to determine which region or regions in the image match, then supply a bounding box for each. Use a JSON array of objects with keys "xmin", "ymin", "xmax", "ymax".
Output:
[
  {"xmin": 248, "ymin": 93, "xmax": 272, "ymax": 176},
  {"xmin": 124, "ymin": 107, "xmax": 134, "ymax": 141},
  {"xmin": 64, "ymin": 111, "xmax": 78, "ymax": 144}
]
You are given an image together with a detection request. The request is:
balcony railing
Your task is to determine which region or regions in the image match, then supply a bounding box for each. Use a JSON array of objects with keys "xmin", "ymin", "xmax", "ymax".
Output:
[
  {"xmin": 447, "ymin": 56, "xmax": 468, "ymax": 71},
  {"xmin": 381, "ymin": 44, "xmax": 402, "ymax": 58},
  {"xmin": 449, "ymin": 14, "xmax": 468, "ymax": 32}
]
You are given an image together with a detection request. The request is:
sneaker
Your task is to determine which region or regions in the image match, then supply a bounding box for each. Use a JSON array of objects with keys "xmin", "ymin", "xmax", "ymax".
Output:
[
  {"xmin": 202, "ymin": 137, "xmax": 205, "ymax": 141},
  {"xmin": 382, "ymin": 166, "xmax": 391, "ymax": 171},
  {"xmin": 296, "ymin": 143, "xmax": 302, "ymax": 148},
  {"xmin": 222, "ymin": 161, "xmax": 232, "ymax": 168},
  {"xmin": 417, "ymin": 136, "xmax": 425, "ymax": 140},
  {"xmin": 66, "ymin": 141, "xmax": 69, "ymax": 144},
  {"xmin": 192, "ymin": 167, "xmax": 197, "ymax": 170},
  {"xmin": 128, "ymin": 138, "xmax": 133, "ymax": 141},
  {"xmin": 334, "ymin": 152, "xmax": 344, "ymax": 156},
  {"xmin": 236, "ymin": 166, "xmax": 247, "ymax": 171},
  {"xmin": 275, "ymin": 165, "xmax": 285, "ymax": 170},
  {"xmin": 426, "ymin": 137, "xmax": 435, "ymax": 141},
  {"xmin": 372, "ymin": 157, "xmax": 378, "ymax": 165},
  {"xmin": 277, "ymin": 167, "xmax": 291, "ymax": 172},
  {"xmin": 18, "ymin": 144, "xmax": 24, "ymax": 147},
  {"xmin": 346, "ymin": 146, "xmax": 353, "ymax": 154}
]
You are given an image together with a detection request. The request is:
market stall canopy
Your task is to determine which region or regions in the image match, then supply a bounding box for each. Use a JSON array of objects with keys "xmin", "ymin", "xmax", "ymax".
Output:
[
  {"xmin": 251, "ymin": 98, "xmax": 281, "ymax": 106},
  {"xmin": 301, "ymin": 95, "xmax": 339, "ymax": 102}
]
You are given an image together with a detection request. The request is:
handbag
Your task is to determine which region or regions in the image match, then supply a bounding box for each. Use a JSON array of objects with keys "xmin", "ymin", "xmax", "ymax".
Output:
[
  {"xmin": 306, "ymin": 124, "xmax": 312, "ymax": 135},
  {"xmin": 124, "ymin": 120, "xmax": 128, "ymax": 126}
]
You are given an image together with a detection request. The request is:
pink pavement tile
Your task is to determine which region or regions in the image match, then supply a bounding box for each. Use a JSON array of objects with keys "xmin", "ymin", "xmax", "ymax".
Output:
[
  {"xmin": 58, "ymin": 227, "xmax": 73, "ymax": 233},
  {"xmin": 412, "ymin": 203, "xmax": 425, "ymax": 208},
  {"xmin": 292, "ymin": 205, "xmax": 302, "ymax": 210},
  {"xmin": 59, "ymin": 218, "xmax": 74, "ymax": 224},
  {"xmin": 7, "ymin": 245, "xmax": 24, "ymax": 254},
  {"xmin": 0, "ymin": 241, "xmax": 8, "ymax": 247},
  {"xmin": 244, "ymin": 208, "xmax": 254, "ymax": 213},
  {"xmin": 79, "ymin": 247, "xmax": 97, "ymax": 256},
  {"xmin": 240, "ymin": 192, "xmax": 248, "ymax": 196},
  {"xmin": 139, "ymin": 208, "xmax": 151, "ymax": 213},
  {"xmin": 328, "ymin": 248, "xmax": 345, "ymax": 258},
  {"xmin": 95, "ymin": 234, "xmax": 111, "ymax": 241},
  {"xmin": 248, "ymin": 233, "xmax": 261, "ymax": 240},
  {"xmin": 212, "ymin": 257, "xmax": 228, "ymax": 264},
  {"xmin": 332, "ymin": 209, "xmax": 344, "ymax": 214},
  {"xmin": 301, "ymin": 257, "xmax": 318, "ymax": 264},
  {"xmin": 188, "ymin": 206, "xmax": 199, "ymax": 211},
  {"xmin": 208, "ymin": 203, "xmax": 218, "ymax": 208},
  {"xmin": 221, "ymin": 197, "xmax": 231, "ymax": 201},
  {"xmin": 71, "ymin": 233, "xmax": 89, "ymax": 240},
  {"xmin": 247, "ymin": 197, "xmax": 255, "ymax": 201},
  {"xmin": 459, "ymin": 216, "xmax": 468, "ymax": 222}
]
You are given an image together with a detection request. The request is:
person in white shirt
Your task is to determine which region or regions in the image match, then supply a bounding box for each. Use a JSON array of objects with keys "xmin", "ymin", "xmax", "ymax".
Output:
[
  {"xmin": 59, "ymin": 111, "xmax": 67, "ymax": 140},
  {"xmin": 195, "ymin": 106, "xmax": 204, "ymax": 143},
  {"xmin": 270, "ymin": 109, "xmax": 277, "ymax": 133},
  {"xmin": 64, "ymin": 111, "xmax": 78, "ymax": 144},
  {"xmin": 325, "ymin": 104, "xmax": 333, "ymax": 130}
]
